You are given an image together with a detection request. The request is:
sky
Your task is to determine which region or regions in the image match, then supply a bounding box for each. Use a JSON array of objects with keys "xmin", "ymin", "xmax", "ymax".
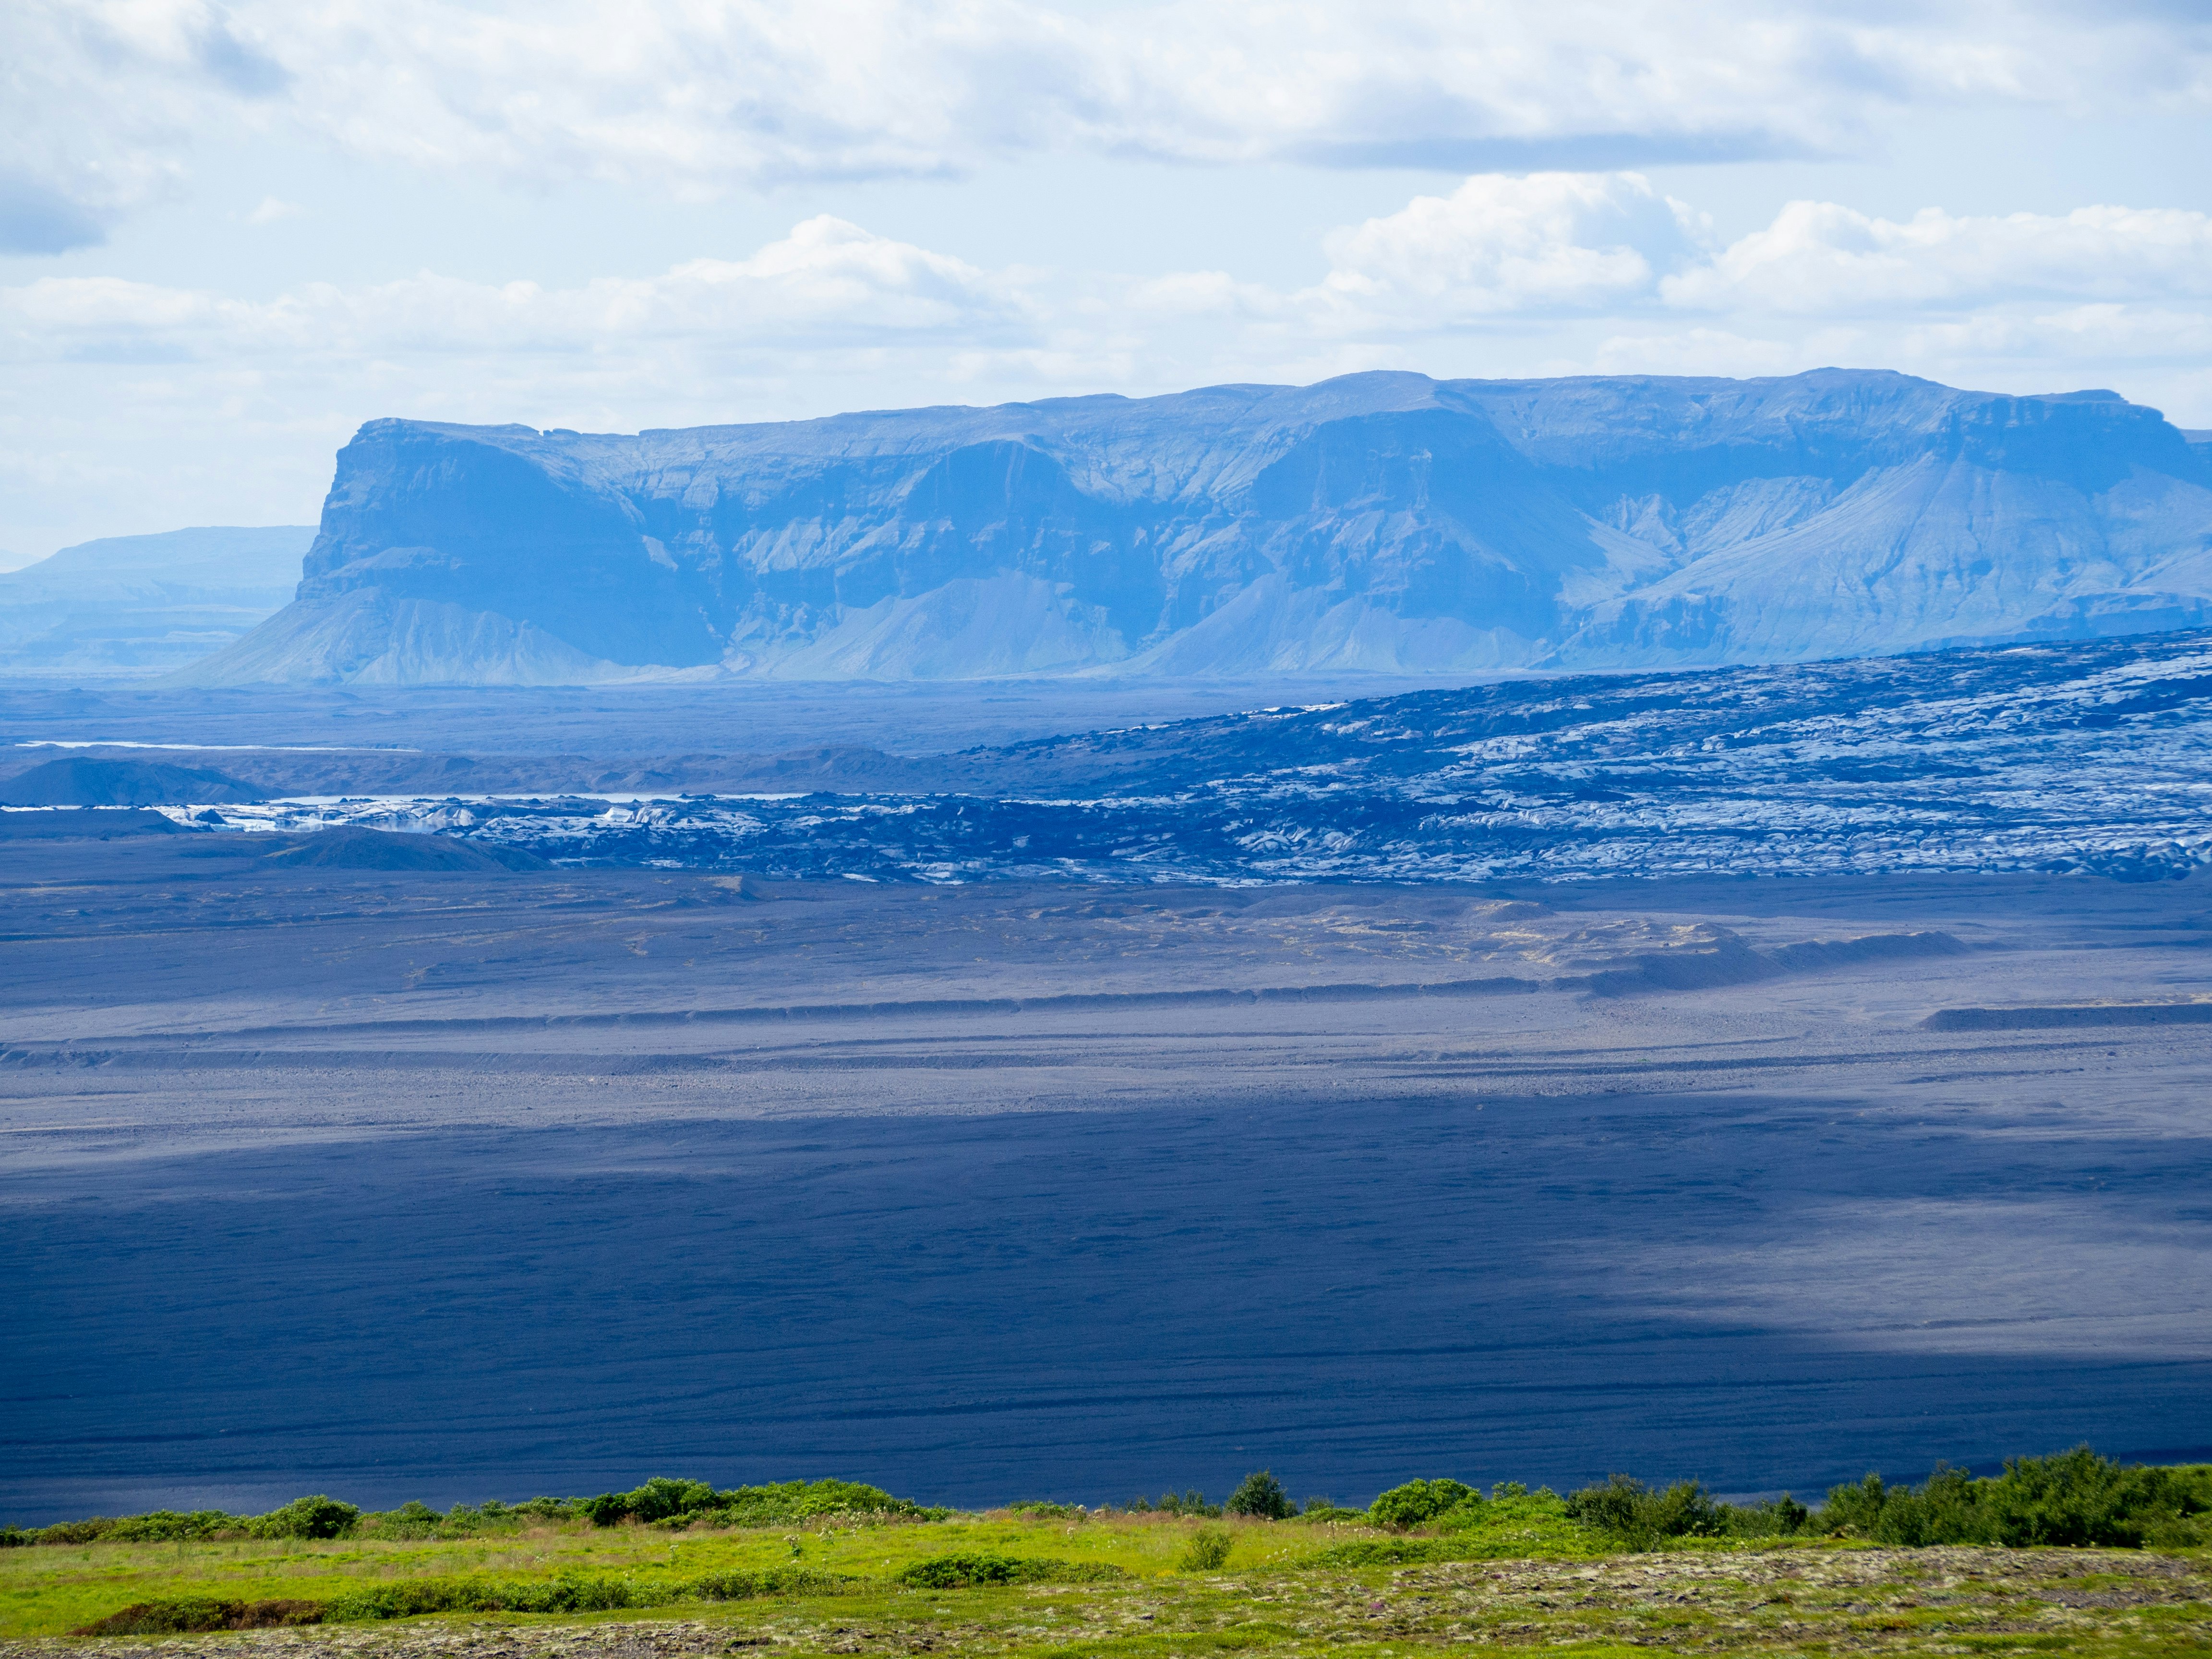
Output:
[{"xmin": 3, "ymin": 0, "xmax": 2212, "ymax": 560}]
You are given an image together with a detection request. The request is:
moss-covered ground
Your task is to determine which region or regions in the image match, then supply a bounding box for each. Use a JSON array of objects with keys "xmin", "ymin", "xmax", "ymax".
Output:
[{"xmin": 2, "ymin": 1506, "xmax": 2207, "ymax": 1657}]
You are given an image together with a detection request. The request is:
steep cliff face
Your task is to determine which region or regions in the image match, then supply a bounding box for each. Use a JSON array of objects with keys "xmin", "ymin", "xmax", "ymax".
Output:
[{"xmin": 180, "ymin": 371, "xmax": 2212, "ymax": 685}]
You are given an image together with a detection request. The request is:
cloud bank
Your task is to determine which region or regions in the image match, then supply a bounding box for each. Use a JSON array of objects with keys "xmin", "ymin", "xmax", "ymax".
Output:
[
  {"xmin": 7, "ymin": 172, "xmax": 2211, "ymax": 551},
  {"xmin": 7, "ymin": 0, "xmax": 2212, "ymax": 247}
]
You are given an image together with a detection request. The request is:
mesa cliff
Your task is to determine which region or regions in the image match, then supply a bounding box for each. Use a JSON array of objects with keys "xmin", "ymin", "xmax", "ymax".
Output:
[{"xmin": 179, "ymin": 370, "xmax": 2212, "ymax": 685}]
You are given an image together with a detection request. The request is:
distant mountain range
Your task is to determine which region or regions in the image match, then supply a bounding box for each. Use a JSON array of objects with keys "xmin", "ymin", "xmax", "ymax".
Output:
[
  {"xmin": 0, "ymin": 527, "xmax": 311, "ymax": 678},
  {"xmin": 164, "ymin": 369, "xmax": 2212, "ymax": 686}
]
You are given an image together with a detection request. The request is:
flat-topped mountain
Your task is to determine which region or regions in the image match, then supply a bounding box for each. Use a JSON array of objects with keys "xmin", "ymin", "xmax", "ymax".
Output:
[{"xmin": 179, "ymin": 371, "xmax": 2212, "ymax": 685}]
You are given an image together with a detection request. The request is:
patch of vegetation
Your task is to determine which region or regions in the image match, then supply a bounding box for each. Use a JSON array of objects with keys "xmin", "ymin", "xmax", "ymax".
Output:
[
  {"xmin": 580, "ymin": 1477, "xmax": 946, "ymax": 1529},
  {"xmin": 1370, "ymin": 1477, "xmax": 1482, "ymax": 1530},
  {"xmin": 1315, "ymin": 1489, "xmax": 1605, "ymax": 1565},
  {"xmin": 246, "ymin": 1494, "xmax": 361, "ymax": 1539},
  {"xmin": 896, "ymin": 1555, "xmax": 1127, "ymax": 1587},
  {"xmin": 1564, "ymin": 1474, "xmax": 1727, "ymax": 1545},
  {"xmin": 1544, "ymin": 1446, "xmax": 2212, "ymax": 1552},
  {"xmin": 1291, "ymin": 1498, "xmax": 1367, "ymax": 1524},
  {"xmin": 356, "ymin": 1497, "xmax": 577, "ymax": 1540},
  {"xmin": 1815, "ymin": 1447, "xmax": 2212, "ymax": 1547},
  {"xmin": 1121, "ymin": 1489, "xmax": 1222, "ymax": 1517},
  {"xmin": 0, "ymin": 1493, "xmax": 361, "ymax": 1549},
  {"xmin": 1180, "ymin": 1525, "xmax": 1233, "ymax": 1570},
  {"xmin": 1224, "ymin": 1470, "xmax": 1294, "ymax": 1520},
  {"xmin": 324, "ymin": 1567, "xmax": 866, "ymax": 1621},
  {"xmin": 72, "ymin": 1599, "xmax": 325, "ymax": 1635},
  {"xmin": 10, "ymin": 1446, "xmax": 2212, "ymax": 1652}
]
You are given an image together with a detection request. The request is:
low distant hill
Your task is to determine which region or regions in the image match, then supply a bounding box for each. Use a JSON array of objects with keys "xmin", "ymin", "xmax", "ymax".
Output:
[
  {"xmin": 174, "ymin": 372, "xmax": 2212, "ymax": 687},
  {"xmin": 0, "ymin": 526, "xmax": 313, "ymax": 679},
  {"xmin": 0, "ymin": 757, "xmax": 265, "ymax": 806}
]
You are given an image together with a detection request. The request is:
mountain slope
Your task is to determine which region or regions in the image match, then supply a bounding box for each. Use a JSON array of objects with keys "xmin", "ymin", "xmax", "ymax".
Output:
[
  {"xmin": 176, "ymin": 373, "xmax": 2212, "ymax": 685},
  {"xmin": 0, "ymin": 527, "xmax": 313, "ymax": 679}
]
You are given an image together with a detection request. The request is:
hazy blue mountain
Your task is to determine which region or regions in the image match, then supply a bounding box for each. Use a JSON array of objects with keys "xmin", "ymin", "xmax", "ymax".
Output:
[
  {"xmin": 178, "ymin": 373, "xmax": 2212, "ymax": 686},
  {"xmin": 0, "ymin": 526, "xmax": 313, "ymax": 678}
]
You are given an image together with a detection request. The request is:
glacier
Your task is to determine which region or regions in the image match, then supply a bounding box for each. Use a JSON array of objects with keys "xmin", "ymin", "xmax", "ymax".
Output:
[
  {"xmin": 176, "ymin": 370, "xmax": 2212, "ymax": 687},
  {"xmin": 174, "ymin": 626, "xmax": 2212, "ymax": 884}
]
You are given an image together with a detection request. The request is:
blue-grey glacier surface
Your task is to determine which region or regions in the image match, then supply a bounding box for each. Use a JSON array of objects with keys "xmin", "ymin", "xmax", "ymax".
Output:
[
  {"xmin": 180, "ymin": 369, "xmax": 2212, "ymax": 686},
  {"xmin": 186, "ymin": 628, "xmax": 2212, "ymax": 884}
]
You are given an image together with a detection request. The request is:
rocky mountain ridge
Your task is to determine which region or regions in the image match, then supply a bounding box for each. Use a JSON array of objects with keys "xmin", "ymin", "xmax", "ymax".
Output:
[{"xmin": 179, "ymin": 371, "xmax": 2212, "ymax": 685}]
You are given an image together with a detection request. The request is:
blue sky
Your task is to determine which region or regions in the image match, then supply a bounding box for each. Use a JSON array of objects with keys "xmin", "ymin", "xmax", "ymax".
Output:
[{"xmin": 3, "ymin": 0, "xmax": 2211, "ymax": 559}]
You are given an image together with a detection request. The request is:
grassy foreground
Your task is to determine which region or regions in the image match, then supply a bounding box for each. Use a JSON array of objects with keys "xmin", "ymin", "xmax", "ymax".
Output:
[{"xmin": 3, "ymin": 1500, "xmax": 2209, "ymax": 1655}]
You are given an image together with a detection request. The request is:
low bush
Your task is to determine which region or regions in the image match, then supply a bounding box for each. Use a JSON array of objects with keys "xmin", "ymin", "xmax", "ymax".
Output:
[
  {"xmin": 325, "ymin": 1567, "xmax": 861, "ymax": 1623},
  {"xmin": 244, "ymin": 1495, "xmax": 361, "ymax": 1540},
  {"xmin": 1311, "ymin": 1538, "xmax": 1459, "ymax": 1568},
  {"xmin": 897, "ymin": 1555, "xmax": 1127, "ymax": 1588},
  {"xmin": 1226, "ymin": 1471, "xmax": 1294, "ymax": 1520},
  {"xmin": 325, "ymin": 1575, "xmax": 654, "ymax": 1621},
  {"xmin": 1563, "ymin": 1476, "xmax": 1723, "ymax": 1547},
  {"xmin": 582, "ymin": 1477, "xmax": 942, "ymax": 1530},
  {"xmin": 1124, "ymin": 1489, "xmax": 1222, "ymax": 1517},
  {"xmin": 1181, "ymin": 1525, "xmax": 1233, "ymax": 1571},
  {"xmin": 1719, "ymin": 1494, "xmax": 1813, "ymax": 1539},
  {"xmin": 1820, "ymin": 1448, "xmax": 2212, "ymax": 1547},
  {"xmin": 1370, "ymin": 1478, "xmax": 1479, "ymax": 1531},
  {"xmin": 104, "ymin": 1509, "xmax": 242, "ymax": 1543},
  {"xmin": 72, "ymin": 1599, "xmax": 323, "ymax": 1635},
  {"xmin": 1293, "ymin": 1501, "xmax": 1367, "ymax": 1524}
]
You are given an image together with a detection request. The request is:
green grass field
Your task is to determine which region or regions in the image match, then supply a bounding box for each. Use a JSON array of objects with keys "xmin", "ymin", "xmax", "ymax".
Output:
[{"xmin": 3, "ymin": 1505, "xmax": 2207, "ymax": 1656}]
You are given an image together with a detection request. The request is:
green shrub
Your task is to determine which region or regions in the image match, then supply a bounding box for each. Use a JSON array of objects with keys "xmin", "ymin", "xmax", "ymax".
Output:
[
  {"xmin": 1124, "ymin": 1488, "xmax": 1222, "ymax": 1517},
  {"xmin": 104, "ymin": 1509, "xmax": 242, "ymax": 1543},
  {"xmin": 1311, "ymin": 1538, "xmax": 1458, "ymax": 1567},
  {"xmin": 897, "ymin": 1554, "xmax": 1125, "ymax": 1589},
  {"xmin": 72, "ymin": 1599, "xmax": 324, "ymax": 1635},
  {"xmin": 1563, "ymin": 1476, "xmax": 1722, "ymax": 1547},
  {"xmin": 1294, "ymin": 1501, "xmax": 1366, "ymax": 1524},
  {"xmin": 245, "ymin": 1495, "xmax": 360, "ymax": 1540},
  {"xmin": 1818, "ymin": 1449, "xmax": 2212, "ymax": 1547},
  {"xmin": 1370, "ymin": 1478, "xmax": 1479, "ymax": 1531},
  {"xmin": 583, "ymin": 1477, "xmax": 938, "ymax": 1530},
  {"xmin": 1226, "ymin": 1470, "xmax": 1294, "ymax": 1520},
  {"xmin": 325, "ymin": 1574, "xmax": 660, "ymax": 1621},
  {"xmin": 358, "ymin": 1501, "xmax": 445, "ymax": 1540},
  {"xmin": 1719, "ymin": 1494, "xmax": 1812, "ymax": 1539},
  {"xmin": 1181, "ymin": 1525, "xmax": 1233, "ymax": 1570},
  {"xmin": 686, "ymin": 1568, "xmax": 858, "ymax": 1600},
  {"xmin": 582, "ymin": 1477, "xmax": 717, "ymax": 1527}
]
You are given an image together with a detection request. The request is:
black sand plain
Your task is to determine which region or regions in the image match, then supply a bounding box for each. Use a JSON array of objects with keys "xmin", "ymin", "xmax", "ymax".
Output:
[{"xmin": 5, "ymin": 826, "xmax": 2209, "ymax": 1522}]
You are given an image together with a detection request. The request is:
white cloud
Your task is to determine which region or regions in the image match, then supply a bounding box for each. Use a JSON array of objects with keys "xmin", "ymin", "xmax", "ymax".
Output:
[
  {"xmin": 7, "ymin": 1, "xmax": 2212, "ymax": 246},
  {"xmin": 0, "ymin": 216, "xmax": 1024, "ymax": 367},
  {"xmin": 245, "ymin": 194, "xmax": 300, "ymax": 224},
  {"xmin": 12, "ymin": 181, "xmax": 2212, "ymax": 388},
  {"xmin": 1316, "ymin": 172, "xmax": 1703, "ymax": 321},
  {"xmin": 9, "ymin": 173, "xmax": 2212, "ymax": 553},
  {"xmin": 1667, "ymin": 202, "xmax": 2212, "ymax": 314}
]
